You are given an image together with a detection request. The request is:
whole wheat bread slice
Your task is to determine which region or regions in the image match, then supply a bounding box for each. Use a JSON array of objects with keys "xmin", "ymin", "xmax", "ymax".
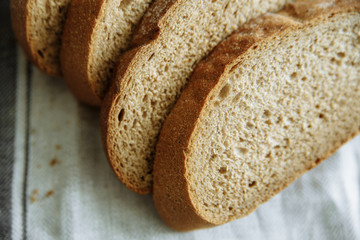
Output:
[
  {"xmin": 153, "ymin": 0, "xmax": 360, "ymax": 231},
  {"xmin": 10, "ymin": 0, "xmax": 71, "ymax": 76},
  {"xmin": 101, "ymin": 0, "xmax": 294, "ymax": 194},
  {"xmin": 60, "ymin": 0, "xmax": 153, "ymax": 106}
]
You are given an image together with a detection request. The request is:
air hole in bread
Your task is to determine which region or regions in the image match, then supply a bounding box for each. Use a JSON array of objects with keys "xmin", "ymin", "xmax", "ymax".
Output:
[
  {"xmin": 224, "ymin": 2, "xmax": 229, "ymax": 11},
  {"xmin": 249, "ymin": 181, "xmax": 256, "ymax": 187},
  {"xmin": 219, "ymin": 167, "xmax": 227, "ymax": 174},
  {"xmin": 133, "ymin": 119, "xmax": 138, "ymax": 127},
  {"xmin": 118, "ymin": 109, "xmax": 125, "ymax": 122},
  {"xmin": 37, "ymin": 50, "xmax": 44, "ymax": 58},
  {"xmin": 290, "ymin": 72, "xmax": 297, "ymax": 79},
  {"xmin": 265, "ymin": 120, "xmax": 272, "ymax": 126},
  {"xmin": 119, "ymin": 0, "xmax": 132, "ymax": 8},
  {"xmin": 246, "ymin": 122, "xmax": 255, "ymax": 129},
  {"xmin": 219, "ymin": 84, "xmax": 231, "ymax": 99},
  {"xmin": 263, "ymin": 110, "xmax": 271, "ymax": 118},
  {"xmin": 148, "ymin": 53, "xmax": 155, "ymax": 61},
  {"xmin": 337, "ymin": 52, "xmax": 345, "ymax": 58},
  {"xmin": 319, "ymin": 113, "xmax": 325, "ymax": 119},
  {"xmin": 234, "ymin": 147, "xmax": 249, "ymax": 157},
  {"xmin": 142, "ymin": 95, "xmax": 148, "ymax": 102},
  {"xmin": 315, "ymin": 158, "xmax": 321, "ymax": 164},
  {"xmin": 232, "ymin": 92, "xmax": 242, "ymax": 103},
  {"xmin": 331, "ymin": 57, "xmax": 341, "ymax": 66},
  {"xmin": 228, "ymin": 206, "xmax": 233, "ymax": 211}
]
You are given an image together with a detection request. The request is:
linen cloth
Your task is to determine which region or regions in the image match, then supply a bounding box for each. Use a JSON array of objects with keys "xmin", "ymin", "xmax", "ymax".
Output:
[{"xmin": 1, "ymin": 2, "xmax": 360, "ymax": 239}]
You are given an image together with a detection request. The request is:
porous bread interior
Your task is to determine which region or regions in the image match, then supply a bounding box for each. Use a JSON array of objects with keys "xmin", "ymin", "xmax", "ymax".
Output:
[
  {"xmin": 28, "ymin": 0, "xmax": 70, "ymax": 74},
  {"xmin": 186, "ymin": 13, "xmax": 360, "ymax": 224},
  {"xmin": 89, "ymin": 0, "xmax": 153, "ymax": 98},
  {"xmin": 109, "ymin": 0, "xmax": 293, "ymax": 191}
]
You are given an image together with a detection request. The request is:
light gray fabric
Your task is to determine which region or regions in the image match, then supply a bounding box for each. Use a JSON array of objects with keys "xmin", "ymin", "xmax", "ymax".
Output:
[{"xmin": 9, "ymin": 49, "xmax": 360, "ymax": 239}]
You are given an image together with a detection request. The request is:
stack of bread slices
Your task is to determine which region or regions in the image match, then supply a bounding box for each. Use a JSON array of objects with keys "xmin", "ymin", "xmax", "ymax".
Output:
[{"xmin": 11, "ymin": 0, "xmax": 360, "ymax": 231}]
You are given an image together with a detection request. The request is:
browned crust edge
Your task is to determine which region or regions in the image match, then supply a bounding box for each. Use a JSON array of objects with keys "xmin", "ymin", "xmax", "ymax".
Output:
[
  {"xmin": 10, "ymin": 0, "xmax": 60, "ymax": 76},
  {"xmin": 61, "ymin": 0, "xmax": 175, "ymax": 106},
  {"xmin": 100, "ymin": 46, "xmax": 153, "ymax": 194},
  {"xmin": 60, "ymin": 0, "xmax": 106, "ymax": 106},
  {"xmin": 100, "ymin": 0, "xmax": 190, "ymax": 194},
  {"xmin": 153, "ymin": 1, "xmax": 360, "ymax": 231}
]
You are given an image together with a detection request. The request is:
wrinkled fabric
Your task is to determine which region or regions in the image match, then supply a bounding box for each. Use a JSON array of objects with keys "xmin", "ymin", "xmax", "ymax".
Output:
[{"xmin": 6, "ymin": 51, "xmax": 359, "ymax": 240}]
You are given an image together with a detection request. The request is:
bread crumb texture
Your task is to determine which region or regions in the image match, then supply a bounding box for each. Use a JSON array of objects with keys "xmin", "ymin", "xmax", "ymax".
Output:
[
  {"xmin": 105, "ymin": 0, "xmax": 293, "ymax": 193},
  {"xmin": 28, "ymin": 0, "xmax": 70, "ymax": 75},
  {"xmin": 189, "ymin": 13, "xmax": 360, "ymax": 224},
  {"xmin": 154, "ymin": 0, "xmax": 360, "ymax": 231},
  {"xmin": 89, "ymin": 0, "xmax": 153, "ymax": 99}
]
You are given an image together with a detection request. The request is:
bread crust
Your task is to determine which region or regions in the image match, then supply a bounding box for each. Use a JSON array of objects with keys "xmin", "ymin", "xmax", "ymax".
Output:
[
  {"xmin": 10, "ymin": 0, "xmax": 61, "ymax": 76},
  {"xmin": 60, "ymin": 0, "xmax": 106, "ymax": 106},
  {"xmin": 154, "ymin": 0, "xmax": 360, "ymax": 231}
]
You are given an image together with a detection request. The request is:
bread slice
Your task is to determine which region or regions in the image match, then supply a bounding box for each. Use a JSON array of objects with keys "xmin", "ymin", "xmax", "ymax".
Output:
[
  {"xmin": 101, "ymin": 0, "xmax": 294, "ymax": 194},
  {"xmin": 153, "ymin": 0, "xmax": 360, "ymax": 231},
  {"xmin": 10, "ymin": 0, "xmax": 71, "ymax": 76},
  {"xmin": 60, "ymin": 0, "xmax": 153, "ymax": 106}
]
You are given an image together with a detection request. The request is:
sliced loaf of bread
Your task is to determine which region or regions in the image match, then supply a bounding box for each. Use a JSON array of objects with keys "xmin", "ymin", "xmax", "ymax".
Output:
[
  {"xmin": 101, "ymin": 0, "xmax": 294, "ymax": 194},
  {"xmin": 10, "ymin": 0, "xmax": 71, "ymax": 76},
  {"xmin": 60, "ymin": 0, "xmax": 153, "ymax": 106},
  {"xmin": 153, "ymin": 0, "xmax": 360, "ymax": 231}
]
